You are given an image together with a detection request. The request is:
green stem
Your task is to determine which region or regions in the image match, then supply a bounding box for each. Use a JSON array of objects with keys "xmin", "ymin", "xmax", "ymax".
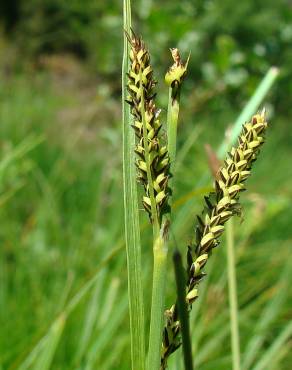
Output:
[
  {"xmin": 173, "ymin": 250, "xmax": 194, "ymax": 370},
  {"xmin": 165, "ymin": 84, "xmax": 181, "ymax": 235},
  {"xmin": 148, "ymin": 56, "xmax": 185, "ymax": 370},
  {"xmin": 167, "ymin": 86, "xmax": 181, "ymax": 167},
  {"xmin": 122, "ymin": 1, "xmax": 145, "ymax": 369},
  {"xmin": 226, "ymin": 219, "xmax": 241, "ymax": 370},
  {"xmin": 147, "ymin": 235, "xmax": 168, "ymax": 370}
]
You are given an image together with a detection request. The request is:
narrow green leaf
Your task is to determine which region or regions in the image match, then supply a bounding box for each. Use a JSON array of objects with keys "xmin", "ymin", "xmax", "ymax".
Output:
[
  {"xmin": 84, "ymin": 296, "xmax": 128, "ymax": 370},
  {"xmin": 242, "ymin": 259, "xmax": 292, "ymax": 369},
  {"xmin": 122, "ymin": 1, "xmax": 146, "ymax": 369},
  {"xmin": 74, "ymin": 271, "xmax": 106, "ymax": 364},
  {"xmin": 32, "ymin": 315, "xmax": 65, "ymax": 370},
  {"xmin": 17, "ymin": 315, "xmax": 65, "ymax": 370},
  {"xmin": 16, "ymin": 245, "xmax": 122, "ymax": 370},
  {"xmin": 252, "ymin": 321, "xmax": 292, "ymax": 370}
]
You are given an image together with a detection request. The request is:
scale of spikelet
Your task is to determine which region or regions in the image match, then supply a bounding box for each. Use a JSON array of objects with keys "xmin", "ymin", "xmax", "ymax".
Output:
[
  {"xmin": 161, "ymin": 111, "xmax": 268, "ymax": 369},
  {"xmin": 126, "ymin": 33, "xmax": 170, "ymax": 222}
]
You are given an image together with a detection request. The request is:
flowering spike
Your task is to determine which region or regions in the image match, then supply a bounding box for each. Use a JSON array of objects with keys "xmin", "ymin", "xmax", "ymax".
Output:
[
  {"xmin": 126, "ymin": 33, "xmax": 170, "ymax": 222},
  {"xmin": 161, "ymin": 111, "xmax": 268, "ymax": 368}
]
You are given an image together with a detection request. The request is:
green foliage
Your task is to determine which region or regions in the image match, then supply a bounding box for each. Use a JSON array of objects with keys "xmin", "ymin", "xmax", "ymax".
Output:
[
  {"xmin": 0, "ymin": 1, "xmax": 291, "ymax": 369},
  {"xmin": 1, "ymin": 0, "xmax": 291, "ymax": 112}
]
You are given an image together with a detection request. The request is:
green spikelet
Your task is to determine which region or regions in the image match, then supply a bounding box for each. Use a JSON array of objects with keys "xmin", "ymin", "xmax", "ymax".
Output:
[
  {"xmin": 161, "ymin": 110, "xmax": 268, "ymax": 369},
  {"xmin": 126, "ymin": 33, "xmax": 170, "ymax": 223}
]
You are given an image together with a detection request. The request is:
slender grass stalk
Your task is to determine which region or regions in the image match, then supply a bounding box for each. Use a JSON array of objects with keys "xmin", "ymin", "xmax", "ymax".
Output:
[
  {"xmin": 147, "ymin": 54, "xmax": 190, "ymax": 370},
  {"xmin": 147, "ymin": 48, "xmax": 189, "ymax": 370},
  {"xmin": 226, "ymin": 218, "xmax": 241, "ymax": 370},
  {"xmin": 122, "ymin": 1, "xmax": 146, "ymax": 369},
  {"xmin": 147, "ymin": 52, "xmax": 190, "ymax": 370},
  {"xmin": 173, "ymin": 250, "xmax": 194, "ymax": 370}
]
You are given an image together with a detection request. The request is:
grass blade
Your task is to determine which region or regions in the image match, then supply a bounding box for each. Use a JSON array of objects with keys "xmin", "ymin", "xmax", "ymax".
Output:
[
  {"xmin": 17, "ymin": 315, "xmax": 65, "ymax": 370},
  {"xmin": 74, "ymin": 271, "xmax": 105, "ymax": 364},
  {"xmin": 32, "ymin": 315, "xmax": 65, "ymax": 370},
  {"xmin": 122, "ymin": 1, "xmax": 146, "ymax": 369},
  {"xmin": 84, "ymin": 296, "xmax": 128, "ymax": 369},
  {"xmin": 252, "ymin": 321, "xmax": 292, "ymax": 370},
  {"xmin": 242, "ymin": 259, "xmax": 292, "ymax": 369},
  {"xmin": 15, "ymin": 245, "xmax": 122, "ymax": 370}
]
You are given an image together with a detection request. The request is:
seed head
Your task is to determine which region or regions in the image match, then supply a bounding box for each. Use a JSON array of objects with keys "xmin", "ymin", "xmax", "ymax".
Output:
[
  {"xmin": 161, "ymin": 110, "xmax": 268, "ymax": 368},
  {"xmin": 126, "ymin": 32, "xmax": 170, "ymax": 222}
]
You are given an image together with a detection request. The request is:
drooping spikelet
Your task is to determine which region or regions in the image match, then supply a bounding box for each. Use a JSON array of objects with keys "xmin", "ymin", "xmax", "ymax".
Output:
[
  {"xmin": 161, "ymin": 111, "xmax": 268, "ymax": 369},
  {"xmin": 126, "ymin": 33, "xmax": 170, "ymax": 223}
]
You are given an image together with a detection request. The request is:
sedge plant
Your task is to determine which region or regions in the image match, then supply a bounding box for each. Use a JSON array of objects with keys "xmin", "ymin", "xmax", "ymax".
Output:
[{"xmin": 122, "ymin": 2, "xmax": 277, "ymax": 370}]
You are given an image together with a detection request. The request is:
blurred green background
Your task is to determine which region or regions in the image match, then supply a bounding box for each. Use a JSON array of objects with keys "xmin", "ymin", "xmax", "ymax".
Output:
[{"xmin": 0, "ymin": 1, "xmax": 291, "ymax": 369}]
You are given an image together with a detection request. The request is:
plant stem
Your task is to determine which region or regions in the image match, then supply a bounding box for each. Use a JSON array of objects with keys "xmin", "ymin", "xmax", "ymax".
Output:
[
  {"xmin": 167, "ymin": 86, "xmax": 181, "ymax": 167},
  {"xmin": 147, "ymin": 235, "xmax": 168, "ymax": 370},
  {"xmin": 173, "ymin": 250, "xmax": 194, "ymax": 370},
  {"xmin": 122, "ymin": 1, "xmax": 145, "ymax": 369},
  {"xmin": 226, "ymin": 218, "xmax": 241, "ymax": 370}
]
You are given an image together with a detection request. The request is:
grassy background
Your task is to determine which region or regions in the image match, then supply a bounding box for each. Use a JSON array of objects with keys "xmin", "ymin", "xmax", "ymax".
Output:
[{"xmin": 0, "ymin": 1, "xmax": 292, "ymax": 369}]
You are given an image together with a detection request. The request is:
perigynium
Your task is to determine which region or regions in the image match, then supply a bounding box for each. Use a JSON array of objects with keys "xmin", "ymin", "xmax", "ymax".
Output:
[{"xmin": 160, "ymin": 110, "xmax": 268, "ymax": 368}]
